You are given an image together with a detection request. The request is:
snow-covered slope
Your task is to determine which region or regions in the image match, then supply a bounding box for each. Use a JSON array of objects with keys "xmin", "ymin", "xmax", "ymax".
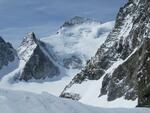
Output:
[
  {"xmin": 0, "ymin": 89, "xmax": 150, "ymax": 113},
  {"xmin": 60, "ymin": 0, "xmax": 150, "ymax": 107},
  {"xmin": 42, "ymin": 17, "xmax": 114, "ymax": 70}
]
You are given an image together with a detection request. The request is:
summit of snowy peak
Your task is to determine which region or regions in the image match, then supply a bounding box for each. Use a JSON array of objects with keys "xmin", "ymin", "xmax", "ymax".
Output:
[
  {"xmin": 15, "ymin": 32, "xmax": 60, "ymax": 81},
  {"xmin": 21, "ymin": 32, "xmax": 37, "ymax": 45},
  {"xmin": 61, "ymin": 16, "xmax": 100, "ymax": 27},
  {"xmin": 27, "ymin": 32, "xmax": 36, "ymax": 39},
  {"xmin": 18, "ymin": 32, "xmax": 38, "ymax": 62}
]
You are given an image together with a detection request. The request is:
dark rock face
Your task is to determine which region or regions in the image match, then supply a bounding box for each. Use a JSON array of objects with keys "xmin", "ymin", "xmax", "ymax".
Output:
[
  {"xmin": 60, "ymin": 0, "xmax": 150, "ymax": 107},
  {"xmin": 100, "ymin": 38, "xmax": 150, "ymax": 102},
  {"xmin": 62, "ymin": 16, "xmax": 99, "ymax": 27},
  {"xmin": 0, "ymin": 37, "xmax": 17, "ymax": 70},
  {"xmin": 19, "ymin": 45, "xmax": 60, "ymax": 81},
  {"xmin": 63, "ymin": 55, "xmax": 83, "ymax": 69},
  {"xmin": 60, "ymin": 92, "xmax": 81, "ymax": 100},
  {"xmin": 18, "ymin": 32, "xmax": 60, "ymax": 81},
  {"xmin": 137, "ymin": 38, "xmax": 150, "ymax": 107}
]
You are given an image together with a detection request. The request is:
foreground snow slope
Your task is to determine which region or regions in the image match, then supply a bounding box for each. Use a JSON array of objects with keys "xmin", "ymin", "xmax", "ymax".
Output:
[{"xmin": 0, "ymin": 89, "xmax": 150, "ymax": 113}]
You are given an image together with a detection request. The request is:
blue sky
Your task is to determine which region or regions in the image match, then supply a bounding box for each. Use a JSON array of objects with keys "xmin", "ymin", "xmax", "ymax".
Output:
[{"xmin": 0, "ymin": 0, "xmax": 127, "ymax": 47}]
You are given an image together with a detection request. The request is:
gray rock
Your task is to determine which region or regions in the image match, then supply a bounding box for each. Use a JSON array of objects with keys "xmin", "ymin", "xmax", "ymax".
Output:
[
  {"xmin": 0, "ymin": 37, "xmax": 17, "ymax": 70},
  {"xmin": 60, "ymin": 0, "xmax": 150, "ymax": 107},
  {"xmin": 17, "ymin": 32, "xmax": 60, "ymax": 81}
]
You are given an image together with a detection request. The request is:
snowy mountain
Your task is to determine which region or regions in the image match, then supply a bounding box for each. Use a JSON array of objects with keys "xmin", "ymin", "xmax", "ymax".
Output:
[
  {"xmin": 17, "ymin": 32, "xmax": 60, "ymax": 81},
  {"xmin": 0, "ymin": 37, "xmax": 19, "ymax": 78},
  {"xmin": 61, "ymin": 16, "xmax": 100, "ymax": 27},
  {"xmin": 0, "ymin": 89, "xmax": 150, "ymax": 113},
  {"xmin": 1, "ymin": 32, "xmax": 60, "ymax": 82},
  {"xmin": 60, "ymin": 0, "xmax": 150, "ymax": 107},
  {"xmin": 42, "ymin": 16, "xmax": 113, "ymax": 70},
  {"xmin": 0, "ymin": 17, "xmax": 115, "ymax": 102},
  {"xmin": 0, "ymin": 0, "xmax": 150, "ymax": 112},
  {"xmin": 0, "ymin": 17, "xmax": 114, "ymax": 83}
]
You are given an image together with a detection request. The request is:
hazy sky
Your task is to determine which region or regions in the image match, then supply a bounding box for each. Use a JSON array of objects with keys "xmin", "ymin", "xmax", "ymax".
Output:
[{"xmin": 0, "ymin": 0, "xmax": 127, "ymax": 47}]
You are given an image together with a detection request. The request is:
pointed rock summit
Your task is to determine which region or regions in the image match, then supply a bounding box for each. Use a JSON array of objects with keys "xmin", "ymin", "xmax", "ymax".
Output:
[
  {"xmin": 18, "ymin": 32, "xmax": 38, "ymax": 62},
  {"xmin": 17, "ymin": 32, "xmax": 60, "ymax": 81},
  {"xmin": 21, "ymin": 32, "xmax": 37, "ymax": 46}
]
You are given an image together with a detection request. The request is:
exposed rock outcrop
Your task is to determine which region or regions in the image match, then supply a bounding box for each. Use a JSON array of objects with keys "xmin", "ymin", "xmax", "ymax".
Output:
[
  {"xmin": 0, "ymin": 37, "xmax": 18, "ymax": 78},
  {"xmin": 60, "ymin": 0, "xmax": 150, "ymax": 107},
  {"xmin": 0, "ymin": 37, "xmax": 17, "ymax": 70},
  {"xmin": 17, "ymin": 32, "xmax": 60, "ymax": 81}
]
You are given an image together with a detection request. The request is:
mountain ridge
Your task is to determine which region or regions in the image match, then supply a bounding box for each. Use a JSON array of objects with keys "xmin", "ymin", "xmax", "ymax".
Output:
[
  {"xmin": 60, "ymin": 0, "xmax": 150, "ymax": 107},
  {"xmin": 0, "ymin": 36, "xmax": 19, "ymax": 78},
  {"xmin": 0, "ymin": 18, "xmax": 114, "ymax": 83}
]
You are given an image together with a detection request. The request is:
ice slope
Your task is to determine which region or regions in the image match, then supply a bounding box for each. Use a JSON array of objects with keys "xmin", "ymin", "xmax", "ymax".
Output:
[{"xmin": 0, "ymin": 89, "xmax": 150, "ymax": 113}]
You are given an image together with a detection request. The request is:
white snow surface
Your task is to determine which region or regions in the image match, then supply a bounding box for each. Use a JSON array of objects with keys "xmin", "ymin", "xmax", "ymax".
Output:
[
  {"xmin": 64, "ymin": 60, "xmax": 138, "ymax": 108},
  {"xmin": 0, "ymin": 89, "xmax": 149, "ymax": 113}
]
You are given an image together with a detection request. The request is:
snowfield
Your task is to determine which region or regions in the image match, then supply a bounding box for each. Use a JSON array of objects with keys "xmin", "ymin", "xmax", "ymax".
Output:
[{"xmin": 0, "ymin": 89, "xmax": 149, "ymax": 113}]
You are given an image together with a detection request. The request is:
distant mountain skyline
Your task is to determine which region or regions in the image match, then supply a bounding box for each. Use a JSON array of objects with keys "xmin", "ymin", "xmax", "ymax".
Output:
[{"xmin": 0, "ymin": 0, "xmax": 127, "ymax": 47}]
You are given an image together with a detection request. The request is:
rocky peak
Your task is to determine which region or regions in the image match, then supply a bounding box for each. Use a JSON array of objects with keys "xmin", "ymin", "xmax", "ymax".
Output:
[
  {"xmin": 21, "ymin": 32, "xmax": 37, "ymax": 46},
  {"xmin": 0, "ymin": 37, "xmax": 17, "ymax": 70},
  {"xmin": 26, "ymin": 32, "xmax": 37, "ymax": 41},
  {"xmin": 18, "ymin": 32, "xmax": 38, "ymax": 62},
  {"xmin": 61, "ymin": 16, "xmax": 98, "ymax": 27},
  {"xmin": 17, "ymin": 32, "xmax": 60, "ymax": 81}
]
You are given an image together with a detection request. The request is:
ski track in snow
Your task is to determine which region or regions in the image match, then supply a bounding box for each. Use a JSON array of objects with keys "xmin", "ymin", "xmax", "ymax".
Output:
[{"xmin": 0, "ymin": 89, "xmax": 149, "ymax": 113}]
